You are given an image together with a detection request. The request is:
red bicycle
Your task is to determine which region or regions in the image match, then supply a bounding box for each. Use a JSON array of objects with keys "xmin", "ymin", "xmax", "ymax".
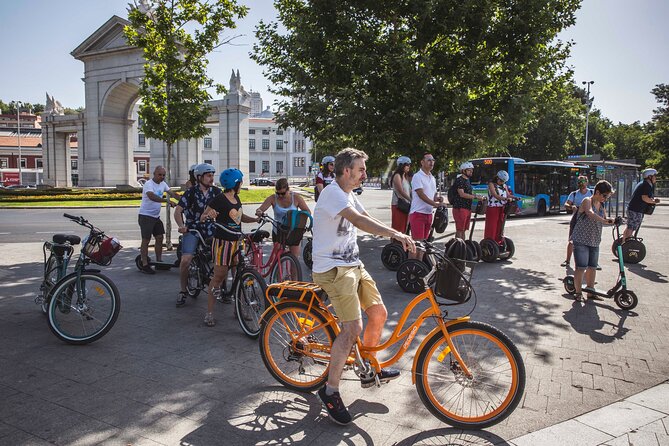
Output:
[{"xmin": 244, "ymin": 214, "xmax": 307, "ymax": 285}]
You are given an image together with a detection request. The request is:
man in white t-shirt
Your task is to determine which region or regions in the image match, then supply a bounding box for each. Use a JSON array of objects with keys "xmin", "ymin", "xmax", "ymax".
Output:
[
  {"xmin": 408, "ymin": 153, "xmax": 444, "ymax": 259},
  {"xmin": 311, "ymin": 148, "xmax": 415, "ymax": 425},
  {"xmin": 138, "ymin": 166, "xmax": 180, "ymax": 274}
]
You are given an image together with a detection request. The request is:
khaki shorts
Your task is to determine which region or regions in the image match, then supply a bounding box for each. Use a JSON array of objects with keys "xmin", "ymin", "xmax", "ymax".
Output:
[{"xmin": 312, "ymin": 265, "xmax": 384, "ymax": 322}]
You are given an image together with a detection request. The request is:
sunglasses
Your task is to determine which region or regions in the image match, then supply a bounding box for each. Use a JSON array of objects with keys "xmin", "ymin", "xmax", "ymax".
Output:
[{"xmin": 276, "ymin": 190, "xmax": 288, "ymax": 196}]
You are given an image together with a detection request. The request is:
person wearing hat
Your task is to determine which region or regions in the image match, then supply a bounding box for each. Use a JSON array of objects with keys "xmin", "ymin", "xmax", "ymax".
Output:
[
  {"xmin": 484, "ymin": 170, "xmax": 519, "ymax": 244},
  {"xmin": 390, "ymin": 155, "xmax": 413, "ymax": 233},
  {"xmin": 624, "ymin": 168, "xmax": 661, "ymax": 242},
  {"xmin": 451, "ymin": 161, "xmax": 480, "ymax": 240},
  {"xmin": 315, "ymin": 155, "xmax": 336, "ymax": 201},
  {"xmin": 561, "ymin": 175, "xmax": 593, "ymax": 267}
]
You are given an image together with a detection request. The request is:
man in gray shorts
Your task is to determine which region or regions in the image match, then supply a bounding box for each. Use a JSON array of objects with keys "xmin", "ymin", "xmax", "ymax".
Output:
[{"xmin": 138, "ymin": 166, "xmax": 180, "ymax": 274}]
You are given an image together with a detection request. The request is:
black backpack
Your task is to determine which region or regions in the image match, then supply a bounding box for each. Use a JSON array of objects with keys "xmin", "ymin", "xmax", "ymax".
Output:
[
  {"xmin": 447, "ymin": 181, "xmax": 457, "ymax": 205},
  {"xmin": 432, "ymin": 206, "xmax": 449, "ymax": 233}
]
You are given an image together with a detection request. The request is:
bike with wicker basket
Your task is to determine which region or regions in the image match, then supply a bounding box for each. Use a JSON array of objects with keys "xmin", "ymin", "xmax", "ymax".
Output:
[
  {"xmin": 258, "ymin": 239, "xmax": 526, "ymax": 429},
  {"xmin": 40, "ymin": 213, "xmax": 122, "ymax": 345}
]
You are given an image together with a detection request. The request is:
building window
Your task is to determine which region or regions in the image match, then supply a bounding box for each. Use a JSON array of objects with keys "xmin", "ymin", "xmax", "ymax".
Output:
[
  {"xmin": 71, "ymin": 160, "xmax": 78, "ymax": 170},
  {"xmin": 262, "ymin": 129, "xmax": 270, "ymax": 135},
  {"xmin": 276, "ymin": 129, "xmax": 284, "ymax": 136},
  {"xmin": 71, "ymin": 173, "xmax": 79, "ymax": 186},
  {"xmin": 204, "ymin": 159, "xmax": 213, "ymax": 165},
  {"xmin": 276, "ymin": 161, "xmax": 283, "ymax": 174},
  {"xmin": 0, "ymin": 158, "xmax": 8, "ymax": 168},
  {"xmin": 249, "ymin": 129, "xmax": 256, "ymax": 135},
  {"xmin": 138, "ymin": 117, "xmax": 144, "ymax": 129},
  {"xmin": 204, "ymin": 137, "xmax": 212, "ymax": 149},
  {"xmin": 36, "ymin": 158, "xmax": 43, "ymax": 169},
  {"xmin": 262, "ymin": 139, "xmax": 270, "ymax": 150},
  {"xmin": 20, "ymin": 158, "xmax": 27, "ymax": 168},
  {"xmin": 137, "ymin": 160, "xmax": 147, "ymax": 173},
  {"xmin": 249, "ymin": 160, "xmax": 255, "ymax": 173},
  {"xmin": 249, "ymin": 139, "xmax": 256, "ymax": 150},
  {"xmin": 276, "ymin": 139, "xmax": 283, "ymax": 150},
  {"xmin": 262, "ymin": 160, "xmax": 269, "ymax": 173},
  {"xmin": 138, "ymin": 133, "xmax": 145, "ymax": 146},
  {"xmin": 294, "ymin": 157, "xmax": 305, "ymax": 168}
]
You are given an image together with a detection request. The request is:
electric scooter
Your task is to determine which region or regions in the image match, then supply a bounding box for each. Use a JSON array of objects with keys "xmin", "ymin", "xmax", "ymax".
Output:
[
  {"xmin": 480, "ymin": 199, "xmax": 518, "ymax": 263},
  {"xmin": 611, "ymin": 205, "xmax": 654, "ymax": 264},
  {"xmin": 563, "ymin": 216, "xmax": 638, "ymax": 310},
  {"xmin": 134, "ymin": 236, "xmax": 182, "ymax": 271}
]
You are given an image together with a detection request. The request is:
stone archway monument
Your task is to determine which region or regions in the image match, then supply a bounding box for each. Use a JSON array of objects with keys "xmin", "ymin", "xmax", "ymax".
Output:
[{"xmin": 43, "ymin": 15, "xmax": 250, "ymax": 187}]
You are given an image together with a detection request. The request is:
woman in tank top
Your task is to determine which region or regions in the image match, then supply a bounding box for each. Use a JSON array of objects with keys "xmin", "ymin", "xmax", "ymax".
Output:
[
  {"xmin": 390, "ymin": 156, "xmax": 413, "ymax": 233},
  {"xmin": 571, "ymin": 180, "xmax": 614, "ymax": 302},
  {"xmin": 255, "ymin": 178, "xmax": 311, "ymax": 259}
]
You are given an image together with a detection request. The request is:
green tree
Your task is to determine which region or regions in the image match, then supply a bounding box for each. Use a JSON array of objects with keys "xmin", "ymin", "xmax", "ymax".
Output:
[
  {"xmin": 124, "ymin": 0, "xmax": 247, "ymax": 246},
  {"xmin": 0, "ymin": 100, "xmax": 45, "ymax": 115},
  {"xmin": 646, "ymin": 84, "xmax": 669, "ymax": 177},
  {"xmin": 253, "ymin": 0, "xmax": 580, "ymax": 168}
]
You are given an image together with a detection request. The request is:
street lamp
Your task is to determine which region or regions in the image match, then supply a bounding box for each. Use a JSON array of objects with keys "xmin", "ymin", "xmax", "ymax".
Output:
[
  {"xmin": 582, "ymin": 81, "xmax": 595, "ymax": 156},
  {"xmin": 16, "ymin": 101, "xmax": 24, "ymax": 186}
]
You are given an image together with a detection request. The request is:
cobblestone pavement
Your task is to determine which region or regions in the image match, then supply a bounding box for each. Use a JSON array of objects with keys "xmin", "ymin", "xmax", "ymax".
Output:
[{"xmin": 0, "ymin": 205, "xmax": 667, "ymax": 445}]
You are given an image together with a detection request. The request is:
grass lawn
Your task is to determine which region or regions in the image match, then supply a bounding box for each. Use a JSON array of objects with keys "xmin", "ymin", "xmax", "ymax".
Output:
[{"xmin": 0, "ymin": 189, "xmax": 276, "ymax": 207}]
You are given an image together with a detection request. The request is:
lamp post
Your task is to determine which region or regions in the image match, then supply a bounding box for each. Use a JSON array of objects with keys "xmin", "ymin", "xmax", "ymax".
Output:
[
  {"xmin": 16, "ymin": 101, "xmax": 24, "ymax": 186},
  {"xmin": 582, "ymin": 81, "xmax": 594, "ymax": 156}
]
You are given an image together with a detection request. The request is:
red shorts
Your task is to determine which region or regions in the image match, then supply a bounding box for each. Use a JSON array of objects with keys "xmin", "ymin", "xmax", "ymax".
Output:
[
  {"xmin": 409, "ymin": 212, "xmax": 433, "ymax": 240},
  {"xmin": 391, "ymin": 205, "xmax": 409, "ymax": 234},
  {"xmin": 452, "ymin": 208, "xmax": 472, "ymax": 231}
]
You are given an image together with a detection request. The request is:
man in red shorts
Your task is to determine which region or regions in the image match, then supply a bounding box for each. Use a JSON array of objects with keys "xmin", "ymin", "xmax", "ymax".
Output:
[
  {"xmin": 452, "ymin": 162, "xmax": 480, "ymax": 239},
  {"xmin": 408, "ymin": 153, "xmax": 443, "ymax": 260}
]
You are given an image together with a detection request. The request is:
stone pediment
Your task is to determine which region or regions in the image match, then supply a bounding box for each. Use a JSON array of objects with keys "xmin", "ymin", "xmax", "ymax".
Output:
[{"xmin": 71, "ymin": 15, "xmax": 135, "ymax": 60}]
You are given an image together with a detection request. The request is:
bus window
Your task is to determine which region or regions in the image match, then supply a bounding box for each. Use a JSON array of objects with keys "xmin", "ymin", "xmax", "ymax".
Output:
[{"xmin": 470, "ymin": 159, "xmax": 509, "ymax": 186}]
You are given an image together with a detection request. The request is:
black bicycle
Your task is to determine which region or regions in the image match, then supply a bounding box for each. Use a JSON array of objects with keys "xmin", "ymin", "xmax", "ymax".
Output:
[
  {"xmin": 40, "ymin": 214, "xmax": 122, "ymax": 344},
  {"xmin": 184, "ymin": 229, "xmax": 214, "ymax": 298}
]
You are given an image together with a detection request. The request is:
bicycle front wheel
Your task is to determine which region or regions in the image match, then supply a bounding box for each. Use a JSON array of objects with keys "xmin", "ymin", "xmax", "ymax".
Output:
[
  {"xmin": 259, "ymin": 300, "xmax": 335, "ymax": 392},
  {"xmin": 235, "ymin": 269, "xmax": 268, "ymax": 338},
  {"xmin": 415, "ymin": 321, "xmax": 525, "ymax": 429},
  {"xmin": 47, "ymin": 272, "xmax": 120, "ymax": 345},
  {"xmin": 270, "ymin": 252, "xmax": 303, "ymax": 284}
]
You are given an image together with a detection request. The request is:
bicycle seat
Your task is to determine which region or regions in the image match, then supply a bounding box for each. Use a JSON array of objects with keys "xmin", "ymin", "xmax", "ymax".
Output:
[
  {"xmin": 251, "ymin": 230, "xmax": 270, "ymax": 243},
  {"xmin": 53, "ymin": 234, "xmax": 81, "ymax": 245}
]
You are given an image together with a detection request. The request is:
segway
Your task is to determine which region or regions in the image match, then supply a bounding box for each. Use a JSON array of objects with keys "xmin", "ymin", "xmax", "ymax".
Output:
[
  {"xmin": 381, "ymin": 221, "xmax": 412, "ymax": 271},
  {"xmin": 611, "ymin": 206, "xmax": 653, "ymax": 264},
  {"xmin": 480, "ymin": 199, "xmax": 518, "ymax": 263},
  {"xmin": 396, "ymin": 206, "xmax": 448, "ymax": 293},
  {"xmin": 563, "ymin": 216, "xmax": 638, "ymax": 310},
  {"xmin": 135, "ymin": 236, "xmax": 182, "ymax": 271},
  {"xmin": 465, "ymin": 200, "xmax": 486, "ymax": 261}
]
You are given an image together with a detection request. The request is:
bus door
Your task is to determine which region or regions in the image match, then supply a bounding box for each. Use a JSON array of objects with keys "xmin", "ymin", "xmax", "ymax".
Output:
[{"xmin": 549, "ymin": 171, "xmax": 562, "ymax": 211}]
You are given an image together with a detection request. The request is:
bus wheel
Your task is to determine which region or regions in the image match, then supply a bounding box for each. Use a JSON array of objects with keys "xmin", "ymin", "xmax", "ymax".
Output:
[{"xmin": 537, "ymin": 200, "xmax": 547, "ymax": 217}]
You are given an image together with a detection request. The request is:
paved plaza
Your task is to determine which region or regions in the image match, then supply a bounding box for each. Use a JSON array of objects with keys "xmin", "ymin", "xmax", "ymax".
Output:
[{"xmin": 1, "ymin": 192, "xmax": 668, "ymax": 445}]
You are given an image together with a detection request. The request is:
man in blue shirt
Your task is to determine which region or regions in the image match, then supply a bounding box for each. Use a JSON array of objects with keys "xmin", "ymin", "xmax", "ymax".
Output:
[{"xmin": 561, "ymin": 176, "xmax": 593, "ymax": 267}]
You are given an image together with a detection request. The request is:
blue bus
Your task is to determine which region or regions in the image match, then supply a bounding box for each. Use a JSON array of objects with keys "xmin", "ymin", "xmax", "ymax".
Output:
[{"xmin": 468, "ymin": 157, "xmax": 590, "ymax": 216}]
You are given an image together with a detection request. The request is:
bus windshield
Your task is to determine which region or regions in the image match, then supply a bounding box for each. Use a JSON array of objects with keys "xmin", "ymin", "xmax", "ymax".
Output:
[{"xmin": 470, "ymin": 158, "xmax": 513, "ymax": 186}]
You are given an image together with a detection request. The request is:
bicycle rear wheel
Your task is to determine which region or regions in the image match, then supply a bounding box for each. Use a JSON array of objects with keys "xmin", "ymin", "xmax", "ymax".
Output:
[
  {"xmin": 259, "ymin": 300, "xmax": 335, "ymax": 392},
  {"xmin": 415, "ymin": 321, "xmax": 525, "ymax": 429},
  {"xmin": 235, "ymin": 269, "xmax": 268, "ymax": 338},
  {"xmin": 270, "ymin": 252, "xmax": 303, "ymax": 284},
  {"xmin": 47, "ymin": 272, "xmax": 120, "ymax": 345}
]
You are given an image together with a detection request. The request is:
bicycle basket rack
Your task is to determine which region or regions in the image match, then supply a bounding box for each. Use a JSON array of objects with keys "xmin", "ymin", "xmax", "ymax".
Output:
[
  {"xmin": 433, "ymin": 257, "xmax": 476, "ymax": 304},
  {"xmin": 82, "ymin": 234, "xmax": 122, "ymax": 266}
]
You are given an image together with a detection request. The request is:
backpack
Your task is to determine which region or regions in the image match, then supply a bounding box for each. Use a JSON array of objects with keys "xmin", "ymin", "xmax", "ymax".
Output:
[
  {"xmin": 436, "ymin": 238, "xmax": 473, "ymax": 303},
  {"xmin": 280, "ymin": 210, "xmax": 313, "ymax": 245},
  {"xmin": 432, "ymin": 206, "xmax": 449, "ymax": 233},
  {"xmin": 447, "ymin": 181, "xmax": 457, "ymax": 205}
]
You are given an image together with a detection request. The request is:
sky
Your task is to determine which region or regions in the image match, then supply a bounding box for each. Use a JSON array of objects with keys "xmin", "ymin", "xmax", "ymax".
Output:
[{"xmin": 0, "ymin": 0, "xmax": 667, "ymax": 125}]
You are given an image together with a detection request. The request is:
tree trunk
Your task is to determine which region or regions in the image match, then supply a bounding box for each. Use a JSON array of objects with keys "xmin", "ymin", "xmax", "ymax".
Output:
[{"xmin": 165, "ymin": 141, "xmax": 173, "ymax": 250}]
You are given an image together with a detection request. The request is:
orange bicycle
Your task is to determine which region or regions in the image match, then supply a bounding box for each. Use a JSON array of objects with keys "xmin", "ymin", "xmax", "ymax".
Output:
[{"xmin": 258, "ymin": 241, "xmax": 525, "ymax": 429}]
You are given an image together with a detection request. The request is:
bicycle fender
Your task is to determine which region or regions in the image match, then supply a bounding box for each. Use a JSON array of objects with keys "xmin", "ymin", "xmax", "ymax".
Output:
[{"xmin": 411, "ymin": 317, "xmax": 470, "ymax": 385}]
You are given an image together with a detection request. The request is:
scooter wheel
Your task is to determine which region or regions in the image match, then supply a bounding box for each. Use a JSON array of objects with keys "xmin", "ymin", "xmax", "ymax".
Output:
[
  {"xmin": 135, "ymin": 254, "xmax": 152, "ymax": 271},
  {"xmin": 464, "ymin": 240, "xmax": 482, "ymax": 262},
  {"xmin": 614, "ymin": 290, "xmax": 638, "ymax": 311},
  {"xmin": 396, "ymin": 259, "xmax": 430, "ymax": 294},
  {"xmin": 381, "ymin": 243, "xmax": 407, "ymax": 271},
  {"xmin": 622, "ymin": 240, "xmax": 645, "ymax": 264},
  {"xmin": 562, "ymin": 276, "xmax": 576, "ymax": 295},
  {"xmin": 480, "ymin": 239, "xmax": 499, "ymax": 263}
]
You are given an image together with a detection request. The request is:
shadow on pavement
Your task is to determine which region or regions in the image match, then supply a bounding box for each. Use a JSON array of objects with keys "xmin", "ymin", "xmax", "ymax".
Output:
[
  {"xmin": 625, "ymin": 262, "xmax": 668, "ymax": 283},
  {"xmin": 562, "ymin": 298, "xmax": 636, "ymax": 343},
  {"xmin": 392, "ymin": 427, "xmax": 511, "ymax": 446}
]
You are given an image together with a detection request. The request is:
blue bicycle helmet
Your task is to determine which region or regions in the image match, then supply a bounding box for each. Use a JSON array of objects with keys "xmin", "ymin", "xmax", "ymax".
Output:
[
  {"xmin": 220, "ymin": 168, "xmax": 244, "ymax": 189},
  {"xmin": 322, "ymin": 155, "xmax": 335, "ymax": 164},
  {"xmin": 194, "ymin": 163, "xmax": 215, "ymax": 178}
]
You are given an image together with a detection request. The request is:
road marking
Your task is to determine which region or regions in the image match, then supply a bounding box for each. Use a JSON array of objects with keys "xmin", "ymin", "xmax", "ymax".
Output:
[{"xmin": 0, "ymin": 232, "xmax": 10, "ymax": 235}]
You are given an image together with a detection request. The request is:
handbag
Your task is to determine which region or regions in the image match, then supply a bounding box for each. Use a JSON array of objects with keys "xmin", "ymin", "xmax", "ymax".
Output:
[{"xmin": 395, "ymin": 192, "xmax": 411, "ymax": 213}]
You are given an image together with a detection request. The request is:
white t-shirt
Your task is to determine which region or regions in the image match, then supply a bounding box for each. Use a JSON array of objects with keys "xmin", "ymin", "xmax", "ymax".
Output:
[
  {"xmin": 139, "ymin": 179, "xmax": 171, "ymax": 218},
  {"xmin": 312, "ymin": 180, "xmax": 366, "ymax": 273},
  {"xmin": 410, "ymin": 169, "xmax": 437, "ymax": 214}
]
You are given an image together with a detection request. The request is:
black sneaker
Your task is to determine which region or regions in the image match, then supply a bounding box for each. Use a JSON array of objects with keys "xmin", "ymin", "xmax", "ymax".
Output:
[
  {"xmin": 361, "ymin": 368, "xmax": 401, "ymax": 388},
  {"xmin": 317, "ymin": 386, "xmax": 352, "ymax": 425},
  {"xmin": 141, "ymin": 264, "xmax": 156, "ymax": 275},
  {"xmin": 176, "ymin": 291, "xmax": 188, "ymax": 307}
]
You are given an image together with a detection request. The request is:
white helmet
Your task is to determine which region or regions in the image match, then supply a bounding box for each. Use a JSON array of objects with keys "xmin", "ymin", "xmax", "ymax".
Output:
[
  {"xmin": 642, "ymin": 168, "xmax": 657, "ymax": 178},
  {"xmin": 459, "ymin": 161, "xmax": 474, "ymax": 171},
  {"xmin": 322, "ymin": 155, "xmax": 335, "ymax": 164},
  {"xmin": 397, "ymin": 156, "xmax": 411, "ymax": 165},
  {"xmin": 497, "ymin": 170, "xmax": 510, "ymax": 182}
]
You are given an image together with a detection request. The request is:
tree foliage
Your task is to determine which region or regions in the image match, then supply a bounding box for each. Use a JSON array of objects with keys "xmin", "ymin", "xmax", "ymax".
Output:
[
  {"xmin": 0, "ymin": 100, "xmax": 45, "ymax": 115},
  {"xmin": 253, "ymin": 0, "xmax": 580, "ymax": 169}
]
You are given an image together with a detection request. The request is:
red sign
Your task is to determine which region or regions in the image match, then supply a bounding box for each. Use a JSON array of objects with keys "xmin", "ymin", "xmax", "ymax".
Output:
[{"xmin": 2, "ymin": 172, "xmax": 20, "ymax": 186}]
